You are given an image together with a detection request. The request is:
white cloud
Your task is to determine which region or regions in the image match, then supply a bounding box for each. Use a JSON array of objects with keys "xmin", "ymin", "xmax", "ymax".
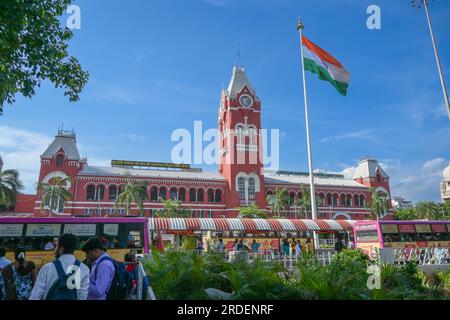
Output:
[
  {"xmin": 319, "ymin": 130, "xmax": 378, "ymax": 144},
  {"xmin": 421, "ymin": 157, "xmax": 445, "ymax": 174},
  {"xmin": 0, "ymin": 126, "xmax": 52, "ymax": 194},
  {"xmin": 390, "ymin": 158, "xmax": 448, "ymax": 203},
  {"xmin": 339, "ymin": 166, "xmax": 356, "ymax": 179},
  {"xmin": 119, "ymin": 133, "xmax": 149, "ymax": 143}
]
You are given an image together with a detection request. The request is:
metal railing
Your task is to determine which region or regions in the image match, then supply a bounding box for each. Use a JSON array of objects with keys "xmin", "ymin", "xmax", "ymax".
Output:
[
  {"xmin": 225, "ymin": 250, "xmax": 337, "ymax": 267},
  {"xmin": 390, "ymin": 247, "xmax": 450, "ymax": 266}
]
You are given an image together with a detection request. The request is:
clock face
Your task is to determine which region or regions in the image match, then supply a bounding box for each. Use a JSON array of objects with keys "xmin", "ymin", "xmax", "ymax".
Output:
[{"xmin": 239, "ymin": 94, "xmax": 253, "ymax": 108}]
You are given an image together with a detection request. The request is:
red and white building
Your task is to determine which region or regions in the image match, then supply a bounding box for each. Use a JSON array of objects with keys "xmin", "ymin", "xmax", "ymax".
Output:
[{"xmin": 11, "ymin": 66, "xmax": 393, "ymax": 220}]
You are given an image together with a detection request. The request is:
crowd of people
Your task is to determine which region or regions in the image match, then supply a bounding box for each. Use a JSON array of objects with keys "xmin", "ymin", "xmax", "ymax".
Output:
[{"xmin": 0, "ymin": 234, "xmax": 139, "ymax": 300}]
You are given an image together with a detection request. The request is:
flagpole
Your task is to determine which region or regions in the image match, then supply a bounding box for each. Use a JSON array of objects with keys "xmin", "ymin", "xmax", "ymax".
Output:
[
  {"xmin": 297, "ymin": 18, "xmax": 319, "ymax": 250},
  {"xmin": 422, "ymin": 1, "xmax": 450, "ymax": 120}
]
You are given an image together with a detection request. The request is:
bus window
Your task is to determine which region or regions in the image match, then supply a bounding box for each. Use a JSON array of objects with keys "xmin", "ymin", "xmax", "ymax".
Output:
[
  {"xmin": 0, "ymin": 238, "xmax": 21, "ymax": 251},
  {"xmin": 356, "ymin": 230, "xmax": 378, "ymax": 242},
  {"xmin": 382, "ymin": 233, "xmax": 400, "ymax": 243}
]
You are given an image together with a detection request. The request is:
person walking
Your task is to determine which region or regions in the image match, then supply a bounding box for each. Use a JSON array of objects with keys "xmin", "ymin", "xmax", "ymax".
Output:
[
  {"xmin": 195, "ymin": 238, "xmax": 203, "ymax": 255},
  {"xmin": 2, "ymin": 247, "xmax": 37, "ymax": 300},
  {"xmin": 232, "ymin": 239, "xmax": 239, "ymax": 251},
  {"xmin": 0, "ymin": 247, "xmax": 11, "ymax": 269},
  {"xmin": 282, "ymin": 239, "xmax": 290, "ymax": 257},
  {"xmin": 0, "ymin": 247, "xmax": 11, "ymax": 300},
  {"xmin": 251, "ymin": 240, "xmax": 260, "ymax": 255},
  {"xmin": 30, "ymin": 234, "xmax": 89, "ymax": 300},
  {"xmin": 81, "ymin": 238, "xmax": 115, "ymax": 300},
  {"xmin": 334, "ymin": 238, "xmax": 344, "ymax": 253},
  {"xmin": 295, "ymin": 241, "xmax": 302, "ymax": 258},
  {"xmin": 217, "ymin": 239, "xmax": 225, "ymax": 255}
]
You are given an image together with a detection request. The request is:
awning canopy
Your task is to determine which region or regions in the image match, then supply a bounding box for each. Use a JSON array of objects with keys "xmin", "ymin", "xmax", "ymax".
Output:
[{"xmin": 148, "ymin": 218, "xmax": 356, "ymax": 232}]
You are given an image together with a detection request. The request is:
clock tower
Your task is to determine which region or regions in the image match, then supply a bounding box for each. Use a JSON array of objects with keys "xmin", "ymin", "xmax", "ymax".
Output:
[{"xmin": 218, "ymin": 66, "xmax": 265, "ymax": 215}]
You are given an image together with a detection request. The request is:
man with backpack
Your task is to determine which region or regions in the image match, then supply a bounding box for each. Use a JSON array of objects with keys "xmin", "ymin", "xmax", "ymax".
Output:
[
  {"xmin": 30, "ymin": 234, "xmax": 90, "ymax": 300},
  {"xmin": 82, "ymin": 238, "xmax": 129, "ymax": 300}
]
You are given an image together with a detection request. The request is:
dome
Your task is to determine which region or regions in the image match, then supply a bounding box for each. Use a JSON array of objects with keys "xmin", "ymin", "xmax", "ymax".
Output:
[{"xmin": 444, "ymin": 162, "xmax": 450, "ymax": 181}]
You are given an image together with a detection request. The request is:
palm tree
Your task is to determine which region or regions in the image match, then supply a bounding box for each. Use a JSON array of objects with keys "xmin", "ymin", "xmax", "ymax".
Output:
[
  {"xmin": 37, "ymin": 176, "xmax": 72, "ymax": 216},
  {"xmin": 238, "ymin": 203, "xmax": 268, "ymax": 219},
  {"xmin": 115, "ymin": 175, "xmax": 148, "ymax": 216},
  {"xmin": 369, "ymin": 188, "xmax": 387, "ymax": 220},
  {"xmin": 266, "ymin": 188, "xmax": 290, "ymax": 217},
  {"xmin": 298, "ymin": 185, "xmax": 311, "ymax": 219},
  {"xmin": 158, "ymin": 198, "xmax": 191, "ymax": 218},
  {"xmin": 0, "ymin": 169, "xmax": 24, "ymax": 209}
]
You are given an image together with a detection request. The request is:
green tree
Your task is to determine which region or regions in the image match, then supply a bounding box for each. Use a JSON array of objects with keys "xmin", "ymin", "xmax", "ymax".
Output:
[
  {"xmin": 158, "ymin": 198, "xmax": 192, "ymax": 218},
  {"xmin": 238, "ymin": 203, "xmax": 267, "ymax": 219},
  {"xmin": 369, "ymin": 188, "xmax": 387, "ymax": 220},
  {"xmin": 297, "ymin": 185, "xmax": 311, "ymax": 219},
  {"xmin": 0, "ymin": 0, "xmax": 89, "ymax": 115},
  {"xmin": 415, "ymin": 201, "xmax": 441, "ymax": 220},
  {"xmin": 0, "ymin": 168, "xmax": 24, "ymax": 208},
  {"xmin": 394, "ymin": 207, "xmax": 417, "ymax": 220},
  {"xmin": 115, "ymin": 175, "xmax": 148, "ymax": 216},
  {"xmin": 37, "ymin": 176, "xmax": 71, "ymax": 215},
  {"xmin": 266, "ymin": 188, "xmax": 290, "ymax": 217}
]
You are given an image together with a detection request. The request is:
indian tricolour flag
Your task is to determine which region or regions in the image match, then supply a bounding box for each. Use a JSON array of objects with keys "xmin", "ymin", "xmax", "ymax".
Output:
[{"xmin": 302, "ymin": 36, "xmax": 351, "ymax": 96}]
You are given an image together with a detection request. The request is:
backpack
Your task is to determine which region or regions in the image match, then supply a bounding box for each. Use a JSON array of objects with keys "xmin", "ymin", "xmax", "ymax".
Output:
[
  {"xmin": 0, "ymin": 269, "xmax": 5, "ymax": 300},
  {"xmin": 11, "ymin": 265, "xmax": 33, "ymax": 300},
  {"xmin": 46, "ymin": 259, "xmax": 81, "ymax": 300},
  {"xmin": 95, "ymin": 256, "xmax": 130, "ymax": 300}
]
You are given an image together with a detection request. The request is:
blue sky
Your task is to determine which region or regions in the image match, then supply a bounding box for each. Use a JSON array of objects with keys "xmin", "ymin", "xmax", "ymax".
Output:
[{"xmin": 1, "ymin": 0, "xmax": 449, "ymax": 202}]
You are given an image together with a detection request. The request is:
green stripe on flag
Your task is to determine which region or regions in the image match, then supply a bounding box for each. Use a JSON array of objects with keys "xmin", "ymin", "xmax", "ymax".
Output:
[{"xmin": 304, "ymin": 58, "xmax": 349, "ymax": 96}]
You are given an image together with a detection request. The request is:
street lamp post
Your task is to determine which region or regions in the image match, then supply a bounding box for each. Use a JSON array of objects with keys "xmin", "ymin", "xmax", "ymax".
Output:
[{"xmin": 412, "ymin": 0, "xmax": 450, "ymax": 120}]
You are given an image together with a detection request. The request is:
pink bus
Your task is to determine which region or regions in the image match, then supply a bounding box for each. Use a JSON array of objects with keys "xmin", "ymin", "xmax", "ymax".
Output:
[
  {"xmin": 354, "ymin": 220, "xmax": 450, "ymax": 256},
  {"xmin": 0, "ymin": 217, "xmax": 149, "ymax": 267}
]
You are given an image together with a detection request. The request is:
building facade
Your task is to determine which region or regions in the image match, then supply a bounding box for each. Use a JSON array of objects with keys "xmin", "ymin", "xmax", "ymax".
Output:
[{"xmin": 13, "ymin": 66, "xmax": 393, "ymax": 219}]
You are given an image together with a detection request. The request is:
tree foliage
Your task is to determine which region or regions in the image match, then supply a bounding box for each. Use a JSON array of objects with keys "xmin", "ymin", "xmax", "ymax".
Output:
[
  {"xmin": 394, "ymin": 201, "xmax": 450, "ymax": 221},
  {"xmin": 0, "ymin": 0, "xmax": 89, "ymax": 115},
  {"xmin": 266, "ymin": 188, "xmax": 290, "ymax": 217},
  {"xmin": 37, "ymin": 176, "xmax": 71, "ymax": 214},
  {"xmin": 157, "ymin": 198, "xmax": 192, "ymax": 218},
  {"xmin": 115, "ymin": 175, "xmax": 147, "ymax": 216},
  {"xmin": 238, "ymin": 203, "xmax": 267, "ymax": 219},
  {"xmin": 0, "ymin": 168, "xmax": 24, "ymax": 207}
]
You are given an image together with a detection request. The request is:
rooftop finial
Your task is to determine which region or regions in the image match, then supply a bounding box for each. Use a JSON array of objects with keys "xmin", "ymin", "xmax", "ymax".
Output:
[{"xmin": 297, "ymin": 16, "xmax": 304, "ymax": 31}]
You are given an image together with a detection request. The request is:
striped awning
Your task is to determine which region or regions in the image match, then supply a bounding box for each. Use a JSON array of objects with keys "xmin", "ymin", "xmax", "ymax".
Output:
[{"xmin": 148, "ymin": 218, "xmax": 356, "ymax": 232}]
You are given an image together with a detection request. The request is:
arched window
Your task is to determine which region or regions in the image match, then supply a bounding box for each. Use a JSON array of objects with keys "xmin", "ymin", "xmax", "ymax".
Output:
[
  {"xmin": 118, "ymin": 185, "xmax": 124, "ymax": 195},
  {"xmin": 354, "ymin": 194, "xmax": 360, "ymax": 207},
  {"xmin": 150, "ymin": 187, "xmax": 158, "ymax": 202},
  {"xmin": 249, "ymin": 127, "xmax": 257, "ymax": 145},
  {"xmin": 376, "ymin": 169, "xmax": 381, "ymax": 183},
  {"xmin": 236, "ymin": 125, "xmax": 244, "ymax": 144},
  {"xmin": 207, "ymin": 189, "xmax": 215, "ymax": 203},
  {"xmin": 332, "ymin": 194, "xmax": 339, "ymax": 207},
  {"xmin": 179, "ymin": 188, "xmax": 186, "ymax": 202},
  {"xmin": 86, "ymin": 185, "xmax": 95, "ymax": 201},
  {"xmin": 197, "ymin": 189, "xmax": 204, "ymax": 202},
  {"xmin": 289, "ymin": 192, "xmax": 296, "ymax": 205},
  {"xmin": 346, "ymin": 194, "xmax": 352, "ymax": 207},
  {"xmin": 238, "ymin": 177, "xmax": 245, "ymax": 199},
  {"xmin": 170, "ymin": 187, "xmax": 178, "ymax": 200},
  {"xmin": 359, "ymin": 195, "xmax": 365, "ymax": 207},
  {"xmin": 159, "ymin": 187, "xmax": 167, "ymax": 200},
  {"xmin": 189, "ymin": 188, "xmax": 196, "ymax": 202},
  {"xmin": 317, "ymin": 193, "xmax": 325, "ymax": 206},
  {"xmin": 96, "ymin": 185, "xmax": 105, "ymax": 201},
  {"xmin": 248, "ymin": 178, "xmax": 256, "ymax": 199},
  {"xmin": 109, "ymin": 185, "xmax": 117, "ymax": 201},
  {"xmin": 215, "ymin": 189, "xmax": 222, "ymax": 203},
  {"xmin": 266, "ymin": 190, "xmax": 273, "ymax": 196},
  {"xmin": 327, "ymin": 194, "xmax": 332, "ymax": 206},
  {"xmin": 340, "ymin": 194, "xmax": 346, "ymax": 207},
  {"xmin": 56, "ymin": 154, "xmax": 64, "ymax": 166}
]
